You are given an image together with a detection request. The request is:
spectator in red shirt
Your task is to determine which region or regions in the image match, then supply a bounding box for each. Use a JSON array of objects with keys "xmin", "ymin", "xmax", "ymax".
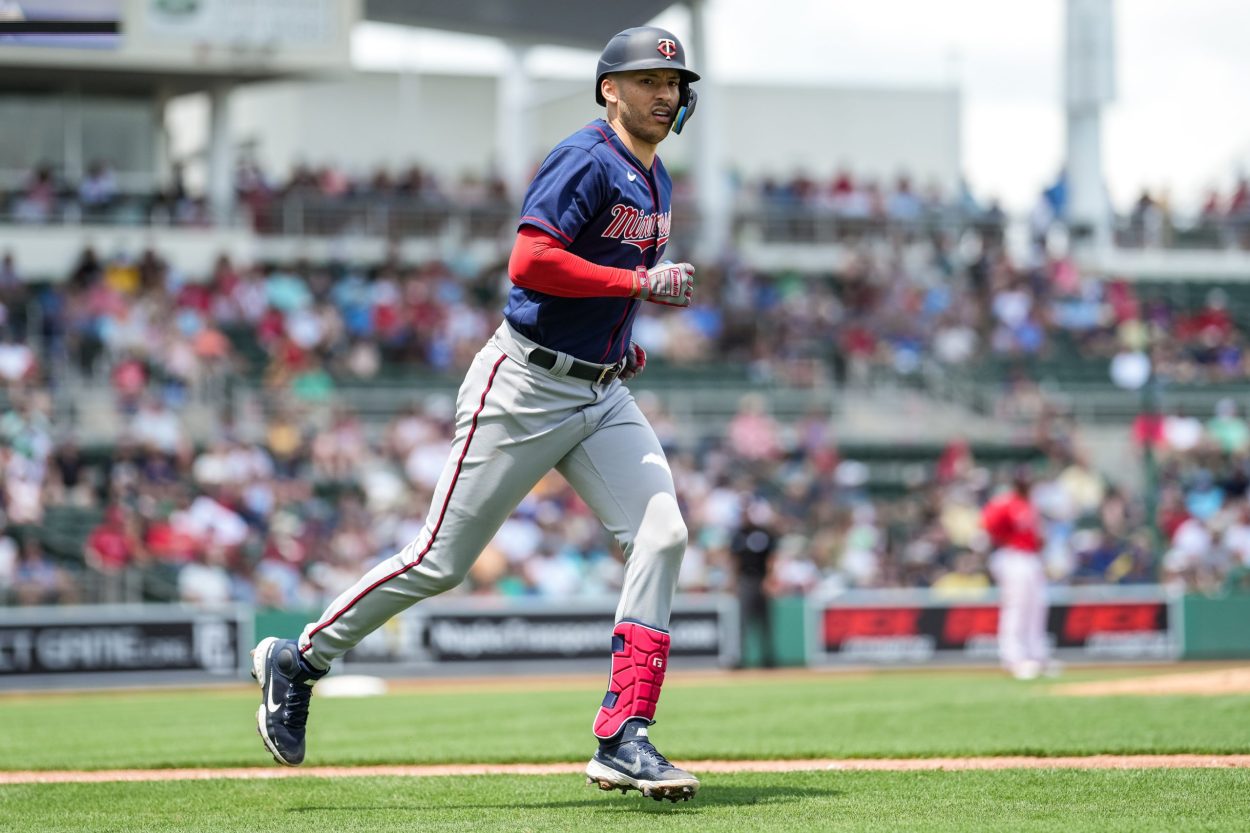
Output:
[
  {"xmin": 1229, "ymin": 178, "xmax": 1249, "ymax": 217},
  {"xmin": 1131, "ymin": 410, "xmax": 1166, "ymax": 450},
  {"xmin": 85, "ymin": 506, "xmax": 141, "ymax": 573},
  {"xmin": 936, "ymin": 438, "xmax": 973, "ymax": 484},
  {"xmin": 727, "ymin": 393, "xmax": 783, "ymax": 463},
  {"xmin": 1178, "ymin": 289, "xmax": 1233, "ymax": 342},
  {"xmin": 85, "ymin": 505, "xmax": 144, "ymax": 602},
  {"xmin": 111, "ymin": 353, "xmax": 148, "ymax": 416}
]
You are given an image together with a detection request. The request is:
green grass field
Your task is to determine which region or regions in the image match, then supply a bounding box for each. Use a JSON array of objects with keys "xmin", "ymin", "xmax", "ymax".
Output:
[{"xmin": 1, "ymin": 665, "xmax": 1248, "ymax": 831}]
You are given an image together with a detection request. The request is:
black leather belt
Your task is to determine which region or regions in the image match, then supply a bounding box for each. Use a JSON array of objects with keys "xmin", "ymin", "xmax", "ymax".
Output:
[{"xmin": 528, "ymin": 346, "xmax": 624, "ymax": 384}]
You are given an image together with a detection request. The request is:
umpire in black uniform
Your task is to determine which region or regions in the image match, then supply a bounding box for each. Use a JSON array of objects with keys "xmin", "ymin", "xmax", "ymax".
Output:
[{"xmin": 730, "ymin": 498, "xmax": 779, "ymax": 669}]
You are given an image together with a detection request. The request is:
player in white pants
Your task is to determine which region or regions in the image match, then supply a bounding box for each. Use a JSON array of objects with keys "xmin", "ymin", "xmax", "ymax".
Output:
[
  {"xmin": 983, "ymin": 470, "xmax": 1052, "ymax": 680},
  {"xmin": 251, "ymin": 25, "xmax": 703, "ymax": 802}
]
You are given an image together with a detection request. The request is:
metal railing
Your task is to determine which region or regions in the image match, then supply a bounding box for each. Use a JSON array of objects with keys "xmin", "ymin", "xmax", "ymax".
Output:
[
  {"xmin": 9, "ymin": 188, "xmax": 1250, "ymax": 255},
  {"xmin": 0, "ymin": 193, "xmax": 211, "ymax": 228},
  {"xmin": 243, "ymin": 370, "xmax": 842, "ymax": 444},
  {"xmin": 916, "ymin": 355, "xmax": 1250, "ymax": 424},
  {"xmin": 0, "ymin": 564, "xmax": 182, "ymax": 607},
  {"xmin": 2, "ymin": 192, "xmax": 1008, "ymax": 244},
  {"xmin": 249, "ymin": 198, "xmax": 1002, "ymax": 244},
  {"xmin": 731, "ymin": 204, "xmax": 1003, "ymax": 245},
  {"xmin": 247, "ymin": 196, "xmax": 516, "ymax": 240}
]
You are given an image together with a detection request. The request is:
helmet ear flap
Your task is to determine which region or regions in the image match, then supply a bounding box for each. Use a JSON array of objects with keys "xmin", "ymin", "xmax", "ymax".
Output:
[{"xmin": 672, "ymin": 85, "xmax": 697, "ymax": 134}]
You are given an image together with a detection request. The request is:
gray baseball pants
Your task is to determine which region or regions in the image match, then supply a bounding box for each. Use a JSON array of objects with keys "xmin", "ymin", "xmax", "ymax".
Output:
[{"xmin": 298, "ymin": 321, "xmax": 687, "ymax": 670}]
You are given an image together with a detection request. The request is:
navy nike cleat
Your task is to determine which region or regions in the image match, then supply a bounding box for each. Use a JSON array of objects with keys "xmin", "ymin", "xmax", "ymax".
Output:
[
  {"xmin": 251, "ymin": 637, "xmax": 326, "ymax": 766},
  {"xmin": 585, "ymin": 718, "xmax": 700, "ymax": 802}
]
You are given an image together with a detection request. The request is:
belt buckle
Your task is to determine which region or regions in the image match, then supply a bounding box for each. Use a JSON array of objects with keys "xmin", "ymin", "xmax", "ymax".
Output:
[{"xmin": 596, "ymin": 358, "xmax": 627, "ymax": 385}]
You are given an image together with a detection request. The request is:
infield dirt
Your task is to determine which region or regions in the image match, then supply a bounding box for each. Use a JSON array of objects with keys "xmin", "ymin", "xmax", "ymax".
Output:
[
  {"xmin": 4, "ymin": 755, "xmax": 1250, "ymax": 785},
  {"xmin": 1053, "ymin": 666, "xmax": 1250, "ymax": 696}
]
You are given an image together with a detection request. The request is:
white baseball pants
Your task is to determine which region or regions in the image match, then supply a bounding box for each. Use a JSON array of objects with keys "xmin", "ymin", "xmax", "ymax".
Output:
[{"xmin": 989, "ymin": 547, "xmax": 1050, "ymax": 674}]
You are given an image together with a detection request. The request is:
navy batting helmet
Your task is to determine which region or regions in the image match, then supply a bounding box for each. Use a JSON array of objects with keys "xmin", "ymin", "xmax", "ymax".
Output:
[{"xmin": 595, "ymin": 26, "xmax": 700, "ymax": 133}]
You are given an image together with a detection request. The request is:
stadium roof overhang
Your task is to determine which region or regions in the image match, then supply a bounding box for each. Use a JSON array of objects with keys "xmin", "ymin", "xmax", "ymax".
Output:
[
  {"xmin": 0, "ymin": 1, "xmax": 683, "ymax": 96},
  {"xmin": 0, "ymin": 65, "xmax": 292, "ymax": 97},
  {"xmin": 364, "ymin": 0, "xmax": 681, "ymax": 50}
]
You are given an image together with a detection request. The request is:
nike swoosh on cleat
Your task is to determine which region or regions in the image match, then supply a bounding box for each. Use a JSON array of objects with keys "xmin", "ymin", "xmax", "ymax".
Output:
[{"xmin": 267, "ymin": 683, "xmax": 283, "ymax": 714}]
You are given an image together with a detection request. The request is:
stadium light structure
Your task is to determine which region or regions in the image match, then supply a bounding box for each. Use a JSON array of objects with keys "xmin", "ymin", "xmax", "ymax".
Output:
[{"xmin": 1064, "ymin": 0, "xmax": 1116, "ymax": 252}]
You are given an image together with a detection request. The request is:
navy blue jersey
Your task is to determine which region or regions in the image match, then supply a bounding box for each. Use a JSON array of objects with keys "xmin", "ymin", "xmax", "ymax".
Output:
[{"xmin": 504, "ymin": 119, "xmax": 672, "ymax": 364}]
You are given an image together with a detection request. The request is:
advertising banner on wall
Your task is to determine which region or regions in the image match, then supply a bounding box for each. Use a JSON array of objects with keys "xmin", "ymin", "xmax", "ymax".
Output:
[
  {"xmin": 808, "ymin": 587, "xmax": 1178, "ymax": 666},
  {"xmin": 0, "ymin": 604, "xmax": 249, "ymax": 684},
  {"xmin": 344, "ymin": 594, "xmax": 738, "ymax": 670}
]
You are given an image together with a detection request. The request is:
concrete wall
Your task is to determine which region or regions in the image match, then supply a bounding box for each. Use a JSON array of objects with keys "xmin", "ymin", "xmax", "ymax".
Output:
[
  {"xmin": 216, "ymin": 70, "xmax": 961, "ymax": 189},
  {"xmin": 228, "ymin": 73, "xmax": 500, "ymax": 182}
]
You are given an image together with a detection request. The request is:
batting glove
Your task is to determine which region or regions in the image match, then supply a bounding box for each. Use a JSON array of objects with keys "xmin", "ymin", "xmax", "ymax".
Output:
[
  {"xmin": 632, "ymin": 261, "xmax": 695, "ymax": 307},
  {"xmin": 619, "ymin": 342, "xmax": 647, "ymax": 381}
]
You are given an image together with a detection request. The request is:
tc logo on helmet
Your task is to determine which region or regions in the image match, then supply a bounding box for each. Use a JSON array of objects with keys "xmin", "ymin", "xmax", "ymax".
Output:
[{"xmin": 657, "ymin": 38, "xmax": 677, "ymax": 59}]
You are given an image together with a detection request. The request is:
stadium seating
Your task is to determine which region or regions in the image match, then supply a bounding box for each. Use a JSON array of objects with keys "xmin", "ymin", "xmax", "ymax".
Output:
[
  {"xmin": 838, "ymin": 441, "xmax": 1044, "ymax": 497},
  {"xmin": 9, "ymin": 505, "xmax": 103, "ymax": 568}
]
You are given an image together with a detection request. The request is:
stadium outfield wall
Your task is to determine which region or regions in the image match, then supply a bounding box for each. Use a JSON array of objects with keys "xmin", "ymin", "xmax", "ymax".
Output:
[{"xmin": 3, "ymin": 587, "xmax": 1247, "ymax": 690}]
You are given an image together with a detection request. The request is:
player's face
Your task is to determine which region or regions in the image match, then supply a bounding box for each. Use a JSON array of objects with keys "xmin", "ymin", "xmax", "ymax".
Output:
[{"xmin": 605, "ymin": 69, "xmax": 682, "ymax": 145}]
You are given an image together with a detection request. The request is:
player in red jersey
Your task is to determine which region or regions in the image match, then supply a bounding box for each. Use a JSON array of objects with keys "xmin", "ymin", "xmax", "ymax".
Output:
[{"xmin": 982, "ymin": 468, "xmax": 1052, "ymax": 679}]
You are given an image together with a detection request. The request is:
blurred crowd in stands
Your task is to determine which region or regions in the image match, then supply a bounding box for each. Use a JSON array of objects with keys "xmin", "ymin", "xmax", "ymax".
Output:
[
  {"xmin": 2, "ymin": 161, "xmax": 209, "ymax": 227},
  {"xmin": 4, "ymin": 177, "xmax": 1250, "ymax": 607},
  {"xmin": 4, "ymin": 366, "xmax": 1250, "ymax": 609},
  {"xmin": 8, "ymin": 213, "xmax": 1250, "ymax": 420},
  {"xmin": 7, "ymin": 158, "xmax": 1250, "ymax": 249}
]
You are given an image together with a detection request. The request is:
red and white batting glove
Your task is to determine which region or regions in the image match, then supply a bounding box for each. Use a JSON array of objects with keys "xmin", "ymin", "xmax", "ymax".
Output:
[
  {"xmin": 632, "ymin": 261, "xmax": 695, "ymax": 307},
  {"xmin": 619, "ymin": 342, "xmax": 647, "ymax": 381}
]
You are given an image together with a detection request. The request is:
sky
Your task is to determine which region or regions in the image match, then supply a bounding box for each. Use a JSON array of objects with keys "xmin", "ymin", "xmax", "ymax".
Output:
[{"xmin": 353, "ymin": 0, "xmax": 1250, "ymax": 214}]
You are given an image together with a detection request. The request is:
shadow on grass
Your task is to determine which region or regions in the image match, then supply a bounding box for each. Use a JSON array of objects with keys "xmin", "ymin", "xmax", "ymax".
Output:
[{"xmin": 288, "ymin": 784, "xmax": 841, "ymax": 813}]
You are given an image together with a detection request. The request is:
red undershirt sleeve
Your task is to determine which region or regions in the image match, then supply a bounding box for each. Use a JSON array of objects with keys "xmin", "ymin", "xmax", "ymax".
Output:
[{"xmin": 509, "ymin": 226, "xmax": 637, "ymax": 298}]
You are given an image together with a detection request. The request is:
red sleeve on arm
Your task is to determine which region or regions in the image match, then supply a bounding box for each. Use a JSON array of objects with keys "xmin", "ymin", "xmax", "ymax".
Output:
[
  {"xmin": 982, "ymin": 500, "xmax": 1004, "ymax": 546},
  {"xmin": 509, "ymin": 226, "xmax": 637, "ymax": 299}
]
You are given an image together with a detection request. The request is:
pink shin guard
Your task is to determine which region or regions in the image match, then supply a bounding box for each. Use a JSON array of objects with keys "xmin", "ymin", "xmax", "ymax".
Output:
[{"xmin": 593, "ymin": 620, "xmax": 671, "ymax": 739}]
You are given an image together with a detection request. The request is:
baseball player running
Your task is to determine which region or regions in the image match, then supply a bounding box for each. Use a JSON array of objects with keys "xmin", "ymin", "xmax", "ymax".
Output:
[
  {"xmin": 252, "ymin": 26, "xmax": 703, "ymax": 802},
  {"xmin": 982, "ymin": 467, "xmax": 1052, "ymax": 680}
]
